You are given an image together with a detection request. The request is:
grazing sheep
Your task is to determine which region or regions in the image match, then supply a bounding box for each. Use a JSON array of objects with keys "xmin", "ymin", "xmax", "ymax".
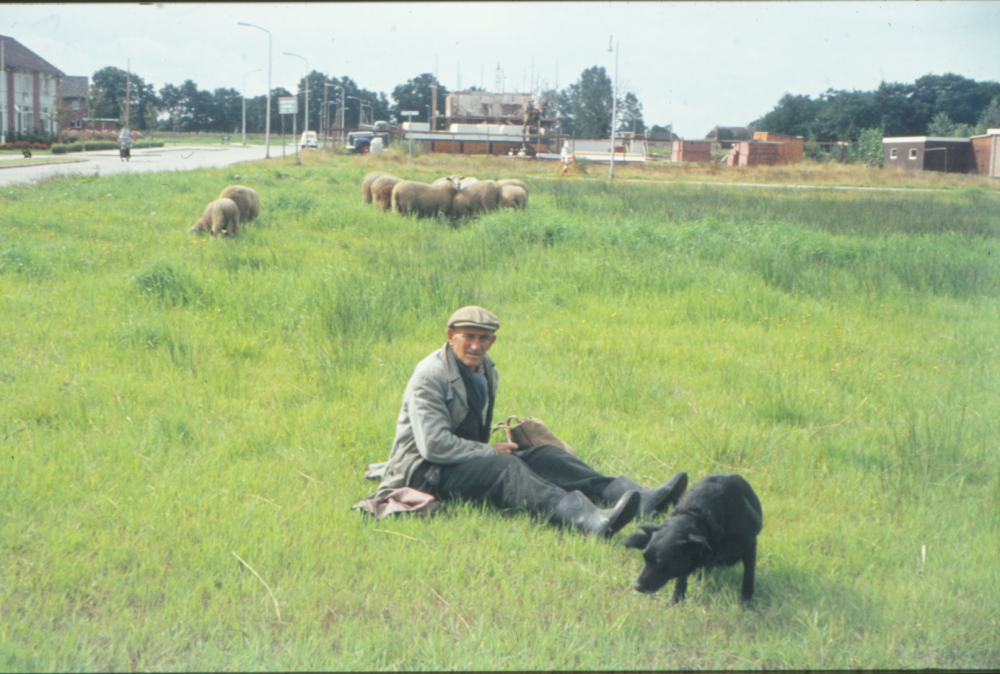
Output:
[
  {"xmin": 362, "ymin": 172, "xmax": 395, "ymax": 204},
  {"xmin": 374, "ymin": 183, "xmax": 396, "ymax": 211},
  {"xmin": 218, "ymin": 185, "xmax": 260, "ymax": 224},
  {"xmin": 189, "ymin": 198, "xmax": 242, "ymax": 237},
  {"xmin": 498, "ymin": 184, "xmax": 528, "ymax": 210},
  {"xmin": 370, "ymin": 175, "xmax": 403, "ymax": 210},
  {"xmin": 391, "ymin": 177, "xmax": 461, "ymax": 218},
  {"xmin": 496, "ymin": 178, "xmax": 529, "ymax": 195},
  {"xmin": 432, "ymin": 175, "xmax": 466, "ymax": 189},
  {"xmin": 451, "ymin": 179, "xmax": 502, "ymax": 219}
]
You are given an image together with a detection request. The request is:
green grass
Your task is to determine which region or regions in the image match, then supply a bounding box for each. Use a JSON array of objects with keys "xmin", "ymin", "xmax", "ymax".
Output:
[{"xmin": 1, "ymin": 154, "xmax": 998, "ymax": 670}]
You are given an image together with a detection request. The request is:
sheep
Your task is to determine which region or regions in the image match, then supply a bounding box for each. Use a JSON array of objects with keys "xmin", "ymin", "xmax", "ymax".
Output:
[
  {"xmin": 218, "ymin": 185, "xmax": 260, "ymax": 224},
  {"xmin": 496, "ymin": 178, "xmax": 529, "ymax": 195},
  {"xmin": 374, "ymin": 183, "xmax": 396, "ymax": 211},
  {"xmin": 370, "ymin": 175, "xmax": 403, "ymax": 210},
  {"xmin": 432, "ymin": 175, "xmax": 466, "ymax": 189},
  {"xmin": 189, "ymin": 198, "xmax": 242, "ymax": 237},
  {"xmin": 451, "ymin": 179, "xmax": 502, "ymax": 219},
  {"xmin": 391, "ymin": 177, "xmax": 461, "ymax": 219},
  {"xmin": 362, "ymin": 172, "xmax": 395, "ymax": 204},
  {"xmin": 498, "ymin": 184, "xmax": 528, "ymax": 210}
]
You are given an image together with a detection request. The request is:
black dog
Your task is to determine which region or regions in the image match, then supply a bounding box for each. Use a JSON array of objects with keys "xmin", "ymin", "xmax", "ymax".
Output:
[{"xmin": 624, "ymin": 473, "xmax": 763, "ymax": 605}]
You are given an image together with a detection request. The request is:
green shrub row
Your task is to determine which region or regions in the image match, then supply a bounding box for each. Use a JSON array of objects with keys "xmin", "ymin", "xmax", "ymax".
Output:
[{"xmin": 50, "ymin": 141, "xmax": 165, "ymax": 154}]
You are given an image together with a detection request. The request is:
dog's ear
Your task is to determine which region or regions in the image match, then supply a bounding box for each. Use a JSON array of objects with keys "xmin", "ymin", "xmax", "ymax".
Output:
[
  {"xmin": 622, "ymin": 531, "xmax": 652, "ymax": 550},
  {"xmin": 687, "ymin": 534, "xmax": 712, "ymax": 557}
]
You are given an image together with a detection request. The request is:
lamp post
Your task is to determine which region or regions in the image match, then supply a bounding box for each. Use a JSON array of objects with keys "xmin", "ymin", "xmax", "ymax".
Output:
[
  {"xmin": 607, "ymin": 33, "xmax": 619, "ymax": 179},
  {"xmin": 242, "ymin": 68, "xmax": 262, "ymax": 146},
  {"xmin": 322, "ymin": 101, "xmax": 337, "ymax": 157},
  {"xmin": 323, "ymin": 82, "xmax": 338, "ymax": 149},
  {"xmin": 283, "ymin": 52, "xmax": 309, "ymax": 134},
  {"xmin": 238, "ymin": 22, "xmax": 272, "ymax": 158}
]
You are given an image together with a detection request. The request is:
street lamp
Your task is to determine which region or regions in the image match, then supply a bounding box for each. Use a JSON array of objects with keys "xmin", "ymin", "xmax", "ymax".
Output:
[
  {"xmin": 242, "ymin": 68, "xmax": 263, "ymax": 146},
  {"xmin": 608, "ymin": 33, "xmax": 619, "ymax": 179},
  {"xmin": 283, "ymin": 52, "xmax": 309, "ymax": 134},
  {"xmin": 238, "ymin": 22, "xmax": 272, "ymax": 158},
  {"xmin": 321, "ymin": 101, "xmax": 337, "ymax": 156}
]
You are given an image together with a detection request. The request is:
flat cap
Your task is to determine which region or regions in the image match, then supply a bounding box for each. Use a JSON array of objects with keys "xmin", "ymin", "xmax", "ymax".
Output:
[{"xmin": 447, "ymin": 306, "xmax": 500, "ymax": 332}]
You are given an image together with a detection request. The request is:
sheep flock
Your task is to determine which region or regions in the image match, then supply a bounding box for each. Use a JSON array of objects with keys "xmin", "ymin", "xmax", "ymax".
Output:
[
  {"xmin": 187, "ymin": 171, "xmax": 528, "ymax": 239},
  {"xmin": 363, "ymin": 171, "xmax": 528, "ymax": 224}
]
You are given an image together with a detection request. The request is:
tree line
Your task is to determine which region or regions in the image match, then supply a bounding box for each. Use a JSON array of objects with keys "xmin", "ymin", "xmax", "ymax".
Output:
[
  {"xmin": 752, "ymin": 73, "xmax": 1000, "ymax": 143},
  {"xmin": 84, "ymin": 65, "xmax": 649, "ymax": 138}
]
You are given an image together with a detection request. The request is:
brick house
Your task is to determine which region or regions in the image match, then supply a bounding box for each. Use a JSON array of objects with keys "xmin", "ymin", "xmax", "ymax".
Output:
[
  {"xmin": 61, "ymin": 75, "xmax": 89, "ymax": 131},
  {"xmin": 1, "ymin": 34, "xmax": 65, "ymax": 139}
]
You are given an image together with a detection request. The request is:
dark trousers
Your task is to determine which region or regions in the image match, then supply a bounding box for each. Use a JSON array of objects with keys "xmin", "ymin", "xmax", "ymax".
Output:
[{"xmin": 411, "ymin": 444, "xmax": 615, "ymax": 517}]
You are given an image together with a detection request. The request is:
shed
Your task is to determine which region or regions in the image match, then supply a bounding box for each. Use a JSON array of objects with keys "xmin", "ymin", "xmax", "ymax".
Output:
[
  {"xmin": 882, "ymin": 137, "xmax": 973, "ymax": 173},
  {"xmin": 970, "ymin": 129, "xmax": 1000, "ymax": 177}
]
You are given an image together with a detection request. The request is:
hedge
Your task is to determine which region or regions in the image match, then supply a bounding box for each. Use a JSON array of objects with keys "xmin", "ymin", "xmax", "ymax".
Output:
[{"xmin": 51, "ymin": 141, "xmax": 165, "ymax": 154}]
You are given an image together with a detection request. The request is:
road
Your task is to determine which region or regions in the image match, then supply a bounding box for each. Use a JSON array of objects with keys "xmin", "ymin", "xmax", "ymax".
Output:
[{"xmin": 0, "ymin": 143, "xmax": 279, "ymax": 188}]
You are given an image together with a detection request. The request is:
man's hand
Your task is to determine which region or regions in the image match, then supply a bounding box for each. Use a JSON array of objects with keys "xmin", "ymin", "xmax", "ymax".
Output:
[{"xmin": 492, "ymin": 442, "xmax": 518, "ymax": 455}]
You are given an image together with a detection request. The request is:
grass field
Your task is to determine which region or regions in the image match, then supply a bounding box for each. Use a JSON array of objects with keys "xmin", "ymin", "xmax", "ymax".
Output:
[{"xmin": 1, "ymin": 152, "xmax": 998, "ymax": 670}]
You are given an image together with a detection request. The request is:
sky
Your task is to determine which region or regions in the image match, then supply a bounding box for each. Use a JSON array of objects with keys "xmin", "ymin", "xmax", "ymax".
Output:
[{"xmin": 4, "ymin": 1, "xmax": 999, "ymax": 139}]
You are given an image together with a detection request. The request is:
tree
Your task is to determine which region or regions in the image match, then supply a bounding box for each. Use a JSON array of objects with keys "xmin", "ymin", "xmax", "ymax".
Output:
[
  {"xmin": 753, "ymin": 93, "xmax": 819, "ymax": 139},
  {"xmin": 159, "ymin": 83, "xmax": 183, "ymax": 133},
  {"xmin": 619, "ymin": 91, "xmax": 645, "ymax": 135},
  {"xmin": 210, "ymin": 88, "xmax": 241, "ymax": 133},
  {"xmin": 90, "ymin": 66, "xmax": 158, "ymax": 130},
  {"xmin": 927, "ymin": 111, "xmax": 955, "ymax": 137},
  {"xmin": 978, "ymin": 97, "xmax": 1000, "ymax": 132},
  {"xmin": 391, "ymin": 73, "xmax": 449, "ymax": 127},
  {"xmin": 847, "ymin": 127, "xmax": 883, "ymax": 165},
  {"xmin": 558, "ymin": 66, "xmax": 614, "ymax": 137}
]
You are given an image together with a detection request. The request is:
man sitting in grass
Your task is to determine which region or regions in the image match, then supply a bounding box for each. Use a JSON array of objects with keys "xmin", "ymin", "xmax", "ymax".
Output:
[{"xmin": 370, "ymin": 305, "xmax": 688, "ymax": 537}]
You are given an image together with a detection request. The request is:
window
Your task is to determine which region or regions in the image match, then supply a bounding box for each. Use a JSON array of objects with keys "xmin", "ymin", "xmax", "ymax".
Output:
[
  {"xmin": 72, "ymin": 100, "xmax": 80, "ymax": 111},
  {"xmin": 890, "ymin": 148, "xmax": 897, "ymax": 159},
  {"xmin": 71, "ymin": 119, "xmax": 83, "ymax": 129},
  {"xmin": 909, "ymin": 148, "xmax": 918, "ymax": 160}
]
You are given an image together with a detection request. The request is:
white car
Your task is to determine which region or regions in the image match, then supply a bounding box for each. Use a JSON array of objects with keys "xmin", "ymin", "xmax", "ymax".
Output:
[{"xmin": 300, "ymin": 131, "xmax": 318, "ymax": 148}]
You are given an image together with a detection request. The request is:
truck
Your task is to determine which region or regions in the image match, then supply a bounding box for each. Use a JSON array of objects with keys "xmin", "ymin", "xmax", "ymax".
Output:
[{"xmin": 346, "ymin": 121, "xmax": 391, "ymax": 153}]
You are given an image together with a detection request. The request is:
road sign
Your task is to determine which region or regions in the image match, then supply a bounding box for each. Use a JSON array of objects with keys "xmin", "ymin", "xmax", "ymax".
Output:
[
  {"xmin": 279, "ymin": 97, "xmax": 298, "ymax": 114},
  {"xmin": 400, "ymin": 110, "xmax": 418, "ymax": 116}
]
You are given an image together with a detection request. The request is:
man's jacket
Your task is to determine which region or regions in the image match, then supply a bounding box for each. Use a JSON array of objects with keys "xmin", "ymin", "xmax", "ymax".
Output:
[{"xmin": 374, "ymin": 343, "xmax": 499, "ymax": 498}]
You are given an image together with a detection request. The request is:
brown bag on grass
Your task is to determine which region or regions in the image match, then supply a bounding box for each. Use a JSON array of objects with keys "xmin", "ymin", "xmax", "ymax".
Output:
[{"xmin": 490, "ymin": 416, "xmax": 578, "ymax": 457}]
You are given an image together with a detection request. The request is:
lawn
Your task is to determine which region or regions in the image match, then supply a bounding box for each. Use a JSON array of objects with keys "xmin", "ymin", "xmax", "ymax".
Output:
[{"xmin": 1, "ymin": 151, "xmax": 997, "ymax": 670}]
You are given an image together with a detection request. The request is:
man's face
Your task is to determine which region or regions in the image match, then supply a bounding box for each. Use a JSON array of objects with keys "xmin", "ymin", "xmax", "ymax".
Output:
[{"xmin": 447, "ymin": 327, "xmax": 497, "ymax": 369}]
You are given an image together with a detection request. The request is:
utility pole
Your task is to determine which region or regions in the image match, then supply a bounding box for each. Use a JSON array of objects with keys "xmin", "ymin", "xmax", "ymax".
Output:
[{"xmin": 125, "ymin": 58, "xmax": 130, "ymax": 129}]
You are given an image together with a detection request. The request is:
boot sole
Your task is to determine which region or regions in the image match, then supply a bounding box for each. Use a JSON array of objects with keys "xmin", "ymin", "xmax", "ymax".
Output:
[{"xmin": 605, "ymin": 491, "xmax": 641, "ymax": 537}]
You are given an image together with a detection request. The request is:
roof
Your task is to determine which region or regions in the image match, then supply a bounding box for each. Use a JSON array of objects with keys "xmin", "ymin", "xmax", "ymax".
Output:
[
  {"xmin": 0, "ymin": 35, "xmax": 65, "ymax": 76},
  {"xmin": 61, "ymin": 75, "xmax": 88, "ymax": 99},
  {"xmin": 882, "ymin": 136, "xmax": 971, "ymax": 144}
]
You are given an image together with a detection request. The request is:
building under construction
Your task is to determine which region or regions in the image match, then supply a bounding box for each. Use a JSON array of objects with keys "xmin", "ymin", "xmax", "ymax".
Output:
[{"xmin": 404, "ymin": 90, "xmax": 558, "ymax": 156}]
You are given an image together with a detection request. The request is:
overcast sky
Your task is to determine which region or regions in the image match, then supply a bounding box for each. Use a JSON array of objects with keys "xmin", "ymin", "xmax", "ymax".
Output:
[{"xmin": 5, "ymin": 2, "xmax": 999, "ymax": 138}]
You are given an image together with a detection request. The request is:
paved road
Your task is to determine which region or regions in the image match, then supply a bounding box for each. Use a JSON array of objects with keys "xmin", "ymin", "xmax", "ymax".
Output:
[{"xmin": 0, "ymin": 144, "xmax": 279, "ymax": 188}]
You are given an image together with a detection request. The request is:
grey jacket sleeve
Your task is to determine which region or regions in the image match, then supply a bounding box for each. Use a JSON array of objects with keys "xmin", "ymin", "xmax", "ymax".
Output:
[{"xmin": 408, "ymin": 367, "xmax": 496, "ymax": 465}]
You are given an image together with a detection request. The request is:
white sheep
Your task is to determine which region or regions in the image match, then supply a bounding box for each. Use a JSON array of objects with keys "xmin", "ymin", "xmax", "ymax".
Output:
[
  {"xmin": 218, "ymin": 185, "xmax": 260, "ymax": 224},
  {"xmin": 391, "ymin": 177, "xmax": 461, "ymax": 218},
  {"xmin": 189, "ymin": 198, "xmax": 242, "ymax": 237}
]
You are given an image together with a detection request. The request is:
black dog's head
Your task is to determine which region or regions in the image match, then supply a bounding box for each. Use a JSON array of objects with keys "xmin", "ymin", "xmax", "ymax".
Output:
[{"xmin": 624, "ymin": 521, "xmax": 713, "ymax": 595}]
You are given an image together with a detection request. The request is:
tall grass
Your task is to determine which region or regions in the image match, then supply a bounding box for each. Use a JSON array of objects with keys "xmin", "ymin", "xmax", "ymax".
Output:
[{"xmin": 1, "ymin": 153, "xmax": 998, "ymax": 670}]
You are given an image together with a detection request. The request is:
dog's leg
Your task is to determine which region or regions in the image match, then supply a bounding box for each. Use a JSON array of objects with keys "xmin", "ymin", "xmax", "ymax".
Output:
[
  {"xmin": 670, "ymin": 575, "xmax": 688, "ymax": 604},
  {"xmin": 740, "ymin": 538, "xmax": 757, "ymax": 606}
]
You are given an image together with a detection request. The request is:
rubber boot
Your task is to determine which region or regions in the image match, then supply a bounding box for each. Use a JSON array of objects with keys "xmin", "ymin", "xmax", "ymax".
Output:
[
  {"xmin": 550, "ymin": 489, "xmax": 640, "ymax": 538},
  {"xmin": 600, "ymin": 472, "xmax": 688, "ymax": 517}
]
